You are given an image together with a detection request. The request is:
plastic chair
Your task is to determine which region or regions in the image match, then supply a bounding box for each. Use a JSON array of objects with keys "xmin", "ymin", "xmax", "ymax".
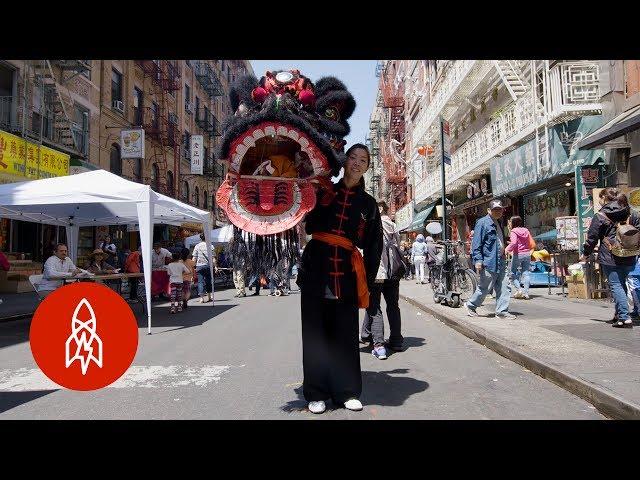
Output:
[{"xmin": 29, "ymin": 274, "xmax": 47, "ymax": 301}]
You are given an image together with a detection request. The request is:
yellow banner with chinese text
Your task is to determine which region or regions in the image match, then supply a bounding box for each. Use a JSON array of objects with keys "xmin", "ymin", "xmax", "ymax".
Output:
[{"xmin": 0, "ymin": 129, "xmax": 70, "ymax": 180}]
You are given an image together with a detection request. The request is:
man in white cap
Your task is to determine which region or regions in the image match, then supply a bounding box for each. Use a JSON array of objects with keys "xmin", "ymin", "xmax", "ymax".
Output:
[{"xmin": 465, "ymin": 199, "xmax": 515, "ymax": 319}]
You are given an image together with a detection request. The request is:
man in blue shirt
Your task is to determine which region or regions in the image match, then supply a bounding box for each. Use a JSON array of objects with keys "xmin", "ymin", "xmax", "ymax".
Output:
[{"xmin": 465, "ymin": 199, "xmax": 515, "ymax": 319}]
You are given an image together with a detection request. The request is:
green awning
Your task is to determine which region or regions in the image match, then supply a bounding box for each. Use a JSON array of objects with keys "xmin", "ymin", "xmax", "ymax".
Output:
[{"xmin": 404, "ymin": 204, "xmax": 435, "ymax": 232}]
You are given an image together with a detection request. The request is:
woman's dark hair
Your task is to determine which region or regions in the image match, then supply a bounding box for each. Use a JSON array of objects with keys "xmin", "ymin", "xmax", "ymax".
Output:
[
  {"xmin": 199, "ymin": 232, "xmax": 206, "ymax": 241},
  {"xmin": 601, "ymin": 187, "xmax": 629, "ymax": 207},
  {"xmin": 509, "ymin": 216, "xmax": 523, "ymax": 228},
  {"xmin": 180, "ymin": 247, "xmax": 190, "ymax": 261},
  {"xmin": 377, "ymin": 201, "xmax": 389, "ymax": 214},
  {"xmin": 172, "ymin": 252, "xmax": 181, "ymax": 261}
]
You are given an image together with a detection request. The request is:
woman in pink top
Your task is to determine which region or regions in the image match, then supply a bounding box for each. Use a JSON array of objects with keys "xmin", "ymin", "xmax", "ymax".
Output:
[{"xmin": 505, "ymin": 216, "xmax": 535, "ymax": 299}]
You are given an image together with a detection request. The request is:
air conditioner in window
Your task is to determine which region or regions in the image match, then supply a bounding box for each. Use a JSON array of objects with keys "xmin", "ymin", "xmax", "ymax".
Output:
[
  {"xmin": 185, "ymin": 101, "xmax": 193, "ymax": 114},
  {"xmin": 112, "ymin": 100, "xmax": 124, "ymax": 113}
]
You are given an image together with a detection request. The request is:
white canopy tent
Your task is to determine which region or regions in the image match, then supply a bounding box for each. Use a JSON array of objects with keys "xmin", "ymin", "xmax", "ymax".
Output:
[
  {"xmin": 0, "ymin": 170, "xmax": 214, "ymax": 334},
  {"xmin": 184, "ymin": 224, "xmax": 246, "ymax": 248}
]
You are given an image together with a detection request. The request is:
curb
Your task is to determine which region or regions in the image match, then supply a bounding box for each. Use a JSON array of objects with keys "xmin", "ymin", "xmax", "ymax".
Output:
[
  {"xmin": 0, "ymin": 313, "xmax": 34, "ymax": 323},
  {"xmin": 400, "ymin": 294, "xmax": 640, "ymax": 420}
]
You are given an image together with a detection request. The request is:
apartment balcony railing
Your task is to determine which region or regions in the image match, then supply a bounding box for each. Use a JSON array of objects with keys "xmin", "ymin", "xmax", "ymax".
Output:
[
  {"xmin": 411, "ymin": 60, "xmax": 478, "ymax": 149},
  {"xmin": 412, "ymin": 60, "xmax": 603, "ymax": 204}
]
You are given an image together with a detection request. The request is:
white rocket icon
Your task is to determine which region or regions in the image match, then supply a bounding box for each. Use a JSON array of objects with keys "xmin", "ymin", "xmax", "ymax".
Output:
[{"xmin": 65, "ymin": 298, "xmax": 103, "ymax": 375}]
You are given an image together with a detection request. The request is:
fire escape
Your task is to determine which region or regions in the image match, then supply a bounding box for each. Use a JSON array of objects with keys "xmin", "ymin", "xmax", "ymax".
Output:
[
  {"xmin": 27, "ymin": 60, "xmax": 91, "ymax": 158},
  {"xmin": 379, "ymin": 61, "xmax": 407, "ymax": 217},
  {"xmin": 135, "ymin": 60, "xmax": 181, "ymax": 197},
  {"xmin": 194, "ymin": 61, "xmax": 224, "ymax": 219}
]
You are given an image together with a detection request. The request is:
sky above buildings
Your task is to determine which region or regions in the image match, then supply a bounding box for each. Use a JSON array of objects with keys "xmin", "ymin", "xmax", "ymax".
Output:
[{"xmin": 250, "ymin": 60, "xmax": 378, "ymax": 148}]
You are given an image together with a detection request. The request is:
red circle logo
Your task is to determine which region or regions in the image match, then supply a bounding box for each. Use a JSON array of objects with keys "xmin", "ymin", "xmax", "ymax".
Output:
[{"xmin": 29, "ymin": 282, "xmax": 139, "ymax": 391}]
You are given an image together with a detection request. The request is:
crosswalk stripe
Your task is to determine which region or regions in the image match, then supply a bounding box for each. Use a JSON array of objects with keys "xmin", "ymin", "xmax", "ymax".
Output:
[{"xmin": 0, "ymin": 365, "xmax": 233, "ymax": 391}]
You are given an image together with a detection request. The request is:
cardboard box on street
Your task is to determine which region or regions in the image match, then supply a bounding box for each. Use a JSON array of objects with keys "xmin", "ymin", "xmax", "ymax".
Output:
[{"xmin": 566, "ymin": 278, "xmax": 589, "ymax": 299}]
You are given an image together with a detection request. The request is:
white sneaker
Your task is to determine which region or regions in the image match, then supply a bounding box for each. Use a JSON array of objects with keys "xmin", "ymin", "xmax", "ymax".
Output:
[
  {"xmin": 496, "ymin": 312, "xmax": 517, "ymax": 320},
  {"xmin": 513, "ymin": 290, "xmax": 522, "ymax": 299},
  {"xmin": 308, "ymin": 401, "xmax": 326, "ymax": 414},
  {"xmin": 344, "ymin": 398, "xmax": 363, "ymax": 411},
  {"xmin": 522, "ymin": 294, "xmax": 530, "ymax": 300}
]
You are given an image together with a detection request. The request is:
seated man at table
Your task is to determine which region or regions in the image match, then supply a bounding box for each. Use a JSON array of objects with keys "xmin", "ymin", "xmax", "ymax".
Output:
[
  {"xmin": 151, "ymin": 242, "xmax": 172, "ymax": 300},
  {"xmin": 40, "ymin": 243, "xmax": 83, "ymax": 297}
]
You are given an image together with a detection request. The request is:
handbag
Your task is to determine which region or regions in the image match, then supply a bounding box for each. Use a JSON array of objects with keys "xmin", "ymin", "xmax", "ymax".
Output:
[{"xmin": 383, "ymin": 229, "xmax": 407, "ymax": 281}]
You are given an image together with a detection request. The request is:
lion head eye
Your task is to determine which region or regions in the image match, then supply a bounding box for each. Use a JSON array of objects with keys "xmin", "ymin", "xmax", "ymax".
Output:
[{"xmin": 324, "ymin": 107, "xmax": 339, "ymax": 121}]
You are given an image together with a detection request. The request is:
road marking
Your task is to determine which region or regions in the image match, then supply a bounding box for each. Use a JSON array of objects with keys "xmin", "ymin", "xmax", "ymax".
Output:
[{"xmin": 0, "ymin": 365, "xmax": 233, "ymax": 391}]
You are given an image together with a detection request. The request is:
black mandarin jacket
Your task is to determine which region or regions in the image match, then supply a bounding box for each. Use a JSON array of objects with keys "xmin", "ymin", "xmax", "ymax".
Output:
[{"xmin": 297, "ymin": 179, "xmax": 383, "ymax": 303}]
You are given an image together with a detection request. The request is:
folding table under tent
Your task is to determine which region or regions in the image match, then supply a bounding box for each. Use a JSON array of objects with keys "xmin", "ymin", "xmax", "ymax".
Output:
[{"xmin": 0, "ymin": 169, "xmax": 214, "ymax": 334}]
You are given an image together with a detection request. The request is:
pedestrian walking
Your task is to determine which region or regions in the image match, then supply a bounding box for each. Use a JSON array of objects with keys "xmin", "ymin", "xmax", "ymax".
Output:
[
  {"xmin": 166, "ymin": 252, "xmax": 190, "ymax": 314},
  {"xmin": 465, "ymin": 199, "xmax": 515, "ymax": 319},
  {"xmin": 425, "ymin": 235, "xmax": 438, "ymax": 282},
  {"xmin": 581, "ymin": 187, "xmax": 640, "ymax": 328},
  {"xmin": 361, "ymin": 201, "xmax": 404, "ymax": 360},
  {"xmin": 505, "ymin": 216, "xmax": 535, "ymax": 300},
  {"xmin": 180, "ymin": 248, "xmax": 195, "ymax": 309},
  {"xmin": 411, "ymin": 234, "xmax": 429, "ymax": 284},
  {"xmin": 297, "ymin": 143, "xmax": 383, "ymax": 414},
  {"xmin": 627, "ymin": 255, "xmax": 640, "ymax": 320},
  {"xmin": 229, "ymin": 234, "xmax": 248, "ymax": 298},
  {"xmin": 192, "ymin": 233, "xmax": 214, "ymax": 303}
]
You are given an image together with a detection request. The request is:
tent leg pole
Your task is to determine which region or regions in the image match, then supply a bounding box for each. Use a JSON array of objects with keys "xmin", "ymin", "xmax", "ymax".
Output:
[{"xmin": 147, "ymin": 312, "xmax": 152, "ymax": 335}]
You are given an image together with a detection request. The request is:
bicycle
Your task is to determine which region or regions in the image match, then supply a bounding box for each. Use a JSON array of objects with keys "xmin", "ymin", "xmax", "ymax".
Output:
[{"xmin": 430, "ymin": 240, "xmax": 478, "ymax": 308}]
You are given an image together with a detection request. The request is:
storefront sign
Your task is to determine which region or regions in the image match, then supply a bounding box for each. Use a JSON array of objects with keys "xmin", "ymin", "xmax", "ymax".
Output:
[
  {"xmin": 0, "ymin": 130, "xmax": 70, "ymax": 181},
  {"xmin": 575, "ymin": 165, "xmax": 604, "ymax": 249},
  {"xmin": 394, "ymin": 201, "xmax": 414, "ymax": 232},
  {"xmin": 524, "ymin": 189, "xmax": 571, "ymax": 238},
  {"xmin": 490, "ymin": 139, "xmax": 538, "ymax": 196},
  {"xmin": 490, "ymin": 116, "xmax": 606, "ymax": 196},
  {"xmin": 466, "ymin": 176, "xmax": 490, "ymax": 199},
  {"xmin": 190, "ymin": 135, "xmax": 203, "ymax": 175},
  {"xmin": 120, "ymin": 129, "xmax": 145, "ymax": 159}
]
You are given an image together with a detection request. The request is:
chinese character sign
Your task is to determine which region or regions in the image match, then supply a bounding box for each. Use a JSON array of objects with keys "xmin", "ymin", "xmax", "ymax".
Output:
[
  {"xmin": 575, "ymin": 165, "xmax": 603, "ymax": 250},
  {"xmin": 191, "ymin": 135, "xmax": 203, "ymax": 175},
  {"xmin": 120, "ymin": 129, "xmax": 145, "ymax": 159},
  {"xmin": 0, "ymin": 129, "xmax": 69, "ymax": 180}
]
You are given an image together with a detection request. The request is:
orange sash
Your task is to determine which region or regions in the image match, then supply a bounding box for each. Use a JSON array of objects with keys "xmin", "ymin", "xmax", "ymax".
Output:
[{"xmin": 312, "ymin": 232, "xmax": 369, "ymax": 309}]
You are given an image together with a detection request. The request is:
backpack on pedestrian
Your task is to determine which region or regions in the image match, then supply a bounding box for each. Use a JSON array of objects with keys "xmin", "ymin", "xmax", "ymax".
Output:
[{"xmin": 597, "ymin": 212, "xmax": 640, "ymax": 257}]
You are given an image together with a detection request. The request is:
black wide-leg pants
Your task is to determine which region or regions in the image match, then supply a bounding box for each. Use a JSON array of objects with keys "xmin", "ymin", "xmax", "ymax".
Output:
[{"xmin": 301, "ymin": 293, "xmax": 361, "ymax": 404}]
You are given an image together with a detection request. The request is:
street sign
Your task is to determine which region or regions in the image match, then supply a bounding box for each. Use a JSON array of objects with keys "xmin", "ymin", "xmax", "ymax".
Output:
[
  {"xmin": 191, "ymin": 135, "xmax": 203, "ymax": 175},
  {"xmin": 120, "ymin": 129, "xmax": 145, "ymax": 159}
]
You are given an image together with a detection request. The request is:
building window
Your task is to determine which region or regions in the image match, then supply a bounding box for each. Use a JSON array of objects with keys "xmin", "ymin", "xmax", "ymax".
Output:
[
  {"xmin": 133, "ymin": 87, "xmax": 144, "ymax": 126},
  {"xmin": 73, "ymin": 104, "xmax": 89, "ymax": 155},
  {"xmin": 183, "ymin": 131, "xmax": 190, "ymax": 159},
  {"xmin": 152, "ymin": 102, "xmax": 159, "ymax": 130},
  {"xmin": 166, "ymin": 171, "xmax": 174, "ymax": 196},
  {"xmin": 152, "ymin": 163, "xmax": 160, "ymax": 191},
  {"xmin": 110, "ymin": 143, "xmax": 122, "ymax": 176},
  {"xmin": 195, "ymin": 186, "xmax": 200, "ymax": 207},
  {"xmin": 195, "ymin": 96, "xmax": 200, "ymax": 118},
  {"xmin": 203, "ymin": 191, "xmax": 208, "ymax": 209},
  {"xmin": 111, "ymin": 68, "xmax": 123, "ymax": 103},
  {"xmin": 182, "ymin": 181, "xmax": 190, "ymax": 203}
]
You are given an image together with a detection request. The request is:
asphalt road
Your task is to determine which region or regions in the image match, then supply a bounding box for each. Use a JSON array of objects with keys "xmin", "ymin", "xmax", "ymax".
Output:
[{"xmin": 0, "ymin": 285, "xmax": 603, "ymax": 419}]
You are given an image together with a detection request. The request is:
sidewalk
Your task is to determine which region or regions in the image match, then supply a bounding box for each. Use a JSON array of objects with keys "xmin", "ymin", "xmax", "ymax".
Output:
[
  {"xmin": 399, "ymin": 280, "xmax": 640, "ymax": 419},
  {"xmin": 0, "ymin": 292, "xmax": 40, "ymax": 321}
]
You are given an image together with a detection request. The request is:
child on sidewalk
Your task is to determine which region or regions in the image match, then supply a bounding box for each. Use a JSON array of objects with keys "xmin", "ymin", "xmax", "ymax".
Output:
[{"xmin": 167, "ymin": 252, "xmax": 190, "ymax": 314}]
